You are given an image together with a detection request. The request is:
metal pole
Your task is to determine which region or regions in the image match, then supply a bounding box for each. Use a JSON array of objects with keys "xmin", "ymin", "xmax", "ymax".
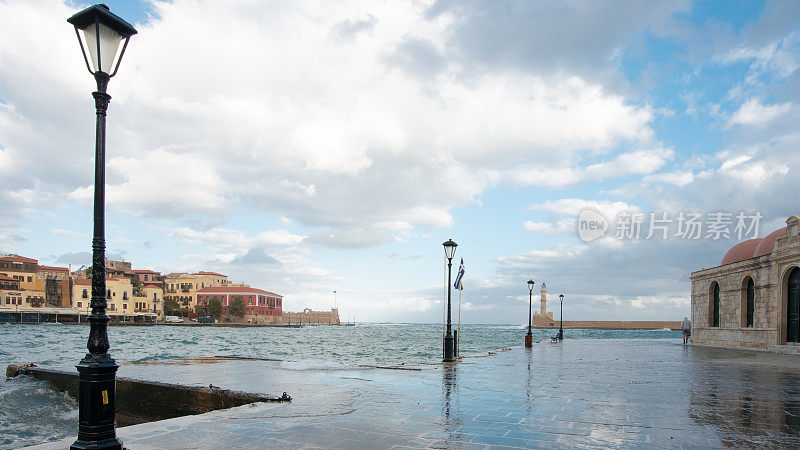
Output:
[
  {"xmin": 559, "ymin": 295, "xmax": 563, "ymax": 340},
  {"xmin": 527, "ymin": 289, "xmax": 532, "ymax": 336},
  {"xmin": 443, "ymin": 257, "xmax": 454, "ymax": 362},
  {"xmin": 71, "ymin": 72, "xmax": 122, "ymax": 450}
]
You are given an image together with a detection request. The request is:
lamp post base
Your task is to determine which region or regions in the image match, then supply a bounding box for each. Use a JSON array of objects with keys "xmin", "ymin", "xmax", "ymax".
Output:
[
  {"xmin": 443, "ymin": 335, "xmax": 454, "ymax": 362},
  {"xmin": 524, "ymin": 334, "xmax": 533, "ymax": 347},
  {"xmin": 71, "ymin": 355, "xmax": 121, "ymax": 450}
]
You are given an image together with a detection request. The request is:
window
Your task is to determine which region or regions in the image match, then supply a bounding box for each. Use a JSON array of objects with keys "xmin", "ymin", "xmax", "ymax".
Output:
[
  {"xmin": 123, "ymin": 304, "xmax": 127, "ymax": 310},
  {"xmin": 83, "ymin": 289, "xmax": 88, "ymax": 299},
  {"xmin": 746, "ymin": 278, "xmax": 755, "ymax": 327},
  {"xmin": 77, "ymin": 301, "xmax": 82, "ymax": 308},
  {"xmin": 154, "ymin": 292, "xmax": 157, "ymax": 300},
  {"xmin": 712, "ymin": 283, "xmax": 720, "ymax": 327},
  {"xmin": 27, "ymin": 276, "xmax": 32, "ymax": 283},
  {"xmin": 123, "ymin": 292, "xmax": 128, "ymax": 300}
]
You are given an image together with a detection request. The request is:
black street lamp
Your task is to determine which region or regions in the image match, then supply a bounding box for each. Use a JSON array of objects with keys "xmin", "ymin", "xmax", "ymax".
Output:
[
  {"xmin": 442, "ymin": 239, "xmax": 457, "ymax": 362},
  {"xmin": 525, "ymin": 279, "xmax": 534, "ymax": 347},
  {"xmin": 67, "ymin": 5, "xmax": 136, "ymax": 449},
  {"xmin": 558, "ymin": 294, "xmax": 564, "ymax": 341}
]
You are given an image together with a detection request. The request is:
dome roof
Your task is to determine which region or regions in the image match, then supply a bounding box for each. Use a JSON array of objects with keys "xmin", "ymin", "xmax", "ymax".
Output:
[
  {"xmin": 720, "ymin": 227, "xmax": 787, "ymax": 265},
  {"xmin": 753, "ymin": 227, "xmax": 786, "ymax": 258},
  {"xmin": 721, "ymin": 239, "xmax": 762, "ymax": 265}
]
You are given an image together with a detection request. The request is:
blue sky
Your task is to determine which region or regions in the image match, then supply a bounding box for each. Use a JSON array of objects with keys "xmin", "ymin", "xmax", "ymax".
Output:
[{"xmin": 1, "ymin": 0, "xmax": 799, "ymax": 323}]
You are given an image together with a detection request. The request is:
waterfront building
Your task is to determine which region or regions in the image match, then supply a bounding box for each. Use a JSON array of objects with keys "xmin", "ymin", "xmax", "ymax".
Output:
[
  {"xmin": 691, "ymin": 215, "xmax": 800, "ymax": 349},
  {"xmin": 36, "ymin": 266, "xmax": 71, "ymax": 307},
  {"xmin": 164, "ymin": 271, "xmax": 229, "ymax": 309},
  {"xmin": 196, "ymin": 286, "xmax": 282, "ymax": 323},
  {"xmin": 0, "ymin": 254, "xmax": 40, "ymax": 291},
  {"xmin": 0, "ymin": 256, "xmax": 72, "ymax": 307},
  {"xmin": 105, "ymin": 257, "xmax": 132, "ymax": 277},
  {"xmin": 72, "ymin": 276, "xmax": 156, "ymax": 322},
  {"xmin": 532, "ymin": 282, "xmax": 556, "ymax": 327},
  {"xmin": 131, "ymin": 269, "xmax": 161, "ymax": 283}
]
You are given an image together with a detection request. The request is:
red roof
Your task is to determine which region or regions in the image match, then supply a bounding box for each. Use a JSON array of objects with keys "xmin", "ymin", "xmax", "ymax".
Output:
[
  {"xmin": 38, "ymin": 265, "xmax": 69, "ymax": 272},
  {"xmin": 0, "ymin": 254, "xmax": 38, "ymax": 264},
  {"xmin": 196, "ymin": 286, "xmax": 281, "ymax": 297},
  {"xmin": 0, "ymin": 274, "xmax": 19, "ymax": 282},
  {"xmin": 193, "ymin": 271, "xmax": 227, "ymax": 277},
  {"xmin": 132, "ymin": 269, "xmax": 159, "ymax": 274},
  {"xmin": 720, "ymin": 227, "xmax": 787, "ymax": 265}
]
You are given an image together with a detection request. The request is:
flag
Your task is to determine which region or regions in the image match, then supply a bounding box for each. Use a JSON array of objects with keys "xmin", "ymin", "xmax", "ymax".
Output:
[{"xmin": 454, "ymin": 258, "xmax": 465, "ymax": 290}]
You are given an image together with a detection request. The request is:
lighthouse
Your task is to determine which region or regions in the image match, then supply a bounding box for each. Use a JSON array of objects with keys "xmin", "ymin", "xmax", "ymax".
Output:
[{"xmin": 540, "ymin": 282, "xmax": 548, "ymax": 316}]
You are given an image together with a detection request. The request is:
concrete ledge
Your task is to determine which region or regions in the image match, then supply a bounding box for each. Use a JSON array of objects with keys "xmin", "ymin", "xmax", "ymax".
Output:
[{"xmin": 6, "ymin": 364, "xmax": 291, "ymax": 426}]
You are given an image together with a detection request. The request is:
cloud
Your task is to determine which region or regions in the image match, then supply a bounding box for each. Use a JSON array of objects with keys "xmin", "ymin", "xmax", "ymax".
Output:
[
  {"xmin": 230, "ymin": 248, "xmax": 282, "ymax": 266},
  {"xmin": 305, "ymin": 228, "xmax": 396, "ymax": 249},
  {"xmin": 727, "ymin": 98, "xmax": 792, "ymax": 127},
  {"xmin": 55, "ymin": 251, "xmax": 91, "ymax": 266}
]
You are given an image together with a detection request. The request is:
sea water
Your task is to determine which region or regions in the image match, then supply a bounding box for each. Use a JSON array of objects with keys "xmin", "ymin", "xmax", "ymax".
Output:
[{"xmin": 0, "ymin": 323, "xmax": 679, "ymax": 448}]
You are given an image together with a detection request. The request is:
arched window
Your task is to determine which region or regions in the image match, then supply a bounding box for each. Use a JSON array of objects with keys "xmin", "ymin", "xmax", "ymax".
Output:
[
  {"xmin": 123, "ymin": 291, "xmax": 128, "ymax": 300},
  {"xmin": 107, "ymin": 289, "xmax": 112, "ymax": 299},
  {"xmin": 711, "ymin": 282, "xmax": 720, "ymax": 327},
  {"xmin": 746, "ymin": 278, "xmax": 755, "ymax": 327},
  {"xmin": 82, "ymin": 289, "xmax": 88, "ymax": 299}
]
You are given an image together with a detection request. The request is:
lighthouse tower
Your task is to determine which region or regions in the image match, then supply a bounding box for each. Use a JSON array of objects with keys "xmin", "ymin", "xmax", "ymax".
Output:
[{"xmin": 540, "ymin": 282, "xmax": 548, "ymax": 316}]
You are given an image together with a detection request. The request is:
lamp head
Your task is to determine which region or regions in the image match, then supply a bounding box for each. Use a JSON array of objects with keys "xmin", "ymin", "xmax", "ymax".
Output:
[
  {"xmin": 559, "ymin": 294, "xmax": 564, "ymax": 300},
  {"xmin": 527, "ymin": 279, "xmax": 534, "ymax": 292},
  {"xmin": 442, "ymin": 239, "xmax": 457, "ymax": 260},
  {"xmin": 68, "ymin": 4, "xmax": 137, "ymax": 77}
]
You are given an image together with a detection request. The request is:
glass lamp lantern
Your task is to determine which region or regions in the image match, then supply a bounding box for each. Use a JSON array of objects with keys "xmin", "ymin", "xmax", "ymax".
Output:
[
  {"xmin": 442, "ymin": 239, "xmax": 458, "ymax": 260},
  {"xmin": 67, "ymin": 4, "xmax": 137, "ymax": 77}
]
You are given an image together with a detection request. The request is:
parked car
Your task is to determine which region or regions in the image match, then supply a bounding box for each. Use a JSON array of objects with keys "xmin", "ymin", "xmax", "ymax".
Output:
[
  {"xmin": 165, "ymin": 316, "xmax": 183, "ymax": 323},
  {"xmin": 197, "ymin": 316, "xmax": 214, "ymax": 324}
]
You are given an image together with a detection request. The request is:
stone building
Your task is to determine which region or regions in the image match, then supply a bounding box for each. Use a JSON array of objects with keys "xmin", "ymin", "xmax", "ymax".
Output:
[{"xmin": 690, "ymin": 215, "xmax": 800, "ymax": 349}]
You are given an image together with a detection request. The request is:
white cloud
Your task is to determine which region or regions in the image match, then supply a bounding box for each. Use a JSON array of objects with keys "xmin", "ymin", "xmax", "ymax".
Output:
[{"xmin": 727, "ymin": 98, "xmax": 792, "ymax": 127}]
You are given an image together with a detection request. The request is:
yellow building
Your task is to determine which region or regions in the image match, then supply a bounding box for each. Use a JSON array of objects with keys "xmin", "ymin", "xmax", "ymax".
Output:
[
  {"xmin": 137, "ymin": 282, "xmax": 164, "ymax": 319},
  {"xmin": 164, "ymin": 271, "xmax": 229, "ymax": 309},
  {"xmin": 0, "ymin": 255, "xmax": 40, "ymax": 291},
  {"xmin": 72, "ymin": 277, "xmax": 155, "ymax": 321}
]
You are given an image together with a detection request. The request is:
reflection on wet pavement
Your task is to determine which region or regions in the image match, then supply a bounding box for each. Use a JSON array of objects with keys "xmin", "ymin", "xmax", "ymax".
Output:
[{"xmin": 29, "ymin": 339, "xmax": 800, "ymax": 449}]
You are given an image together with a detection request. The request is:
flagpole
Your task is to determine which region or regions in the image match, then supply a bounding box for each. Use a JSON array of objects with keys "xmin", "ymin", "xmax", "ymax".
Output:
[
  {"xmin": 457, "ymin": 287, "xmax": 462, "ymax": 359},
  {"xmin": 442, "ymin": 254, "xmax": 447, "ymax": 341}
]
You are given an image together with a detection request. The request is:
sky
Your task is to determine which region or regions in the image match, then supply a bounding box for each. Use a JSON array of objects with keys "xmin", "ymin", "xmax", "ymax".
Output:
[{"xmin": 1, "ymin": 0, "xmax": 799, "ymax": 324}]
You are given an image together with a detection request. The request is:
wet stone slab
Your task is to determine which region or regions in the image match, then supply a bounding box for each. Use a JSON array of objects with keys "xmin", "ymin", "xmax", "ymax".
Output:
[{"xmin": 27, "ymin": 339, "xmax": 800, "ymax": 449}]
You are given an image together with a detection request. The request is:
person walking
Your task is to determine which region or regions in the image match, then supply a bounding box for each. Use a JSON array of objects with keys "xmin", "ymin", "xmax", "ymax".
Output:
[{"xmin": 681, "ymin": 316, "xmax": 692, "ymax": 344}]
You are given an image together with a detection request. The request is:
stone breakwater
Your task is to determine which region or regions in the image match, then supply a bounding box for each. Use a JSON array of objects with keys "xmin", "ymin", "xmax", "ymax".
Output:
[{"xmin": 536, "ymin": 320, "xmax": 681, "ymax": 330}]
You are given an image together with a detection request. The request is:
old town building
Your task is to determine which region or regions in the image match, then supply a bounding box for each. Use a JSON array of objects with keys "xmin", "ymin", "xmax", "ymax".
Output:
[
  {"xmin": 196, "ymin": 286, "xmax": 282, "ymax": 323},
  {"xmin": 164, "ymin": 271, "xmax": 229, "ymax": 309},
  {"xmin": 691, "ymin": 215, "xmax": 800, "ymax": 349}
]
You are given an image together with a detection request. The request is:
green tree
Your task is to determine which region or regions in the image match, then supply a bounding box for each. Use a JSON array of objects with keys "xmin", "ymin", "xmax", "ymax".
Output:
[
  {"xmin": 131, "ymin": 275, "xmax": 143, "ymax": 295},
  {"xmin": 207, "ymin": 298, "xmax": 222, "ymax": 319},
  {"xmin": 229, "ymin": 296, "xmax": 245, "ymax": 319},
  {"xmin": 164, "ymin": 297, "xmax": 180, "ymax": 315},
  {"xmin": 84, "ymin": 266, "xmax": 92, "ymax": 278}
]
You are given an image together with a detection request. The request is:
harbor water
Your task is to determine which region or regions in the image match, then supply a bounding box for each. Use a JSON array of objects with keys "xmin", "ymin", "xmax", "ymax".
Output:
[{"xmin": 0, "ymin": 323, "xmax": 679, "ymax": 448}]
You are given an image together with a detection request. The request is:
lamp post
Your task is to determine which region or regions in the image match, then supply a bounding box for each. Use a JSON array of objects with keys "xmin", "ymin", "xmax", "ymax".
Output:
[
  {"xmin": 525, "ymin": 279, "xmax": 534, "ymax": 348},
  {"xmin": 67, "ymin": 5, "xmax": 136, "ymax": 449},
  {"xmin": 442, "ymin": 239, "xmax": 457, "ymax": 362},
  {"xmin": 558, "ymin": 294, "xmax": 564, "ymax": 341}
]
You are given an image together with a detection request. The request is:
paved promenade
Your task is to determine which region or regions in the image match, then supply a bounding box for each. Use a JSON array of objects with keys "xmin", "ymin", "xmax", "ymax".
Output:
[{"xmin": 30, "ymin": 339, "xmax": 800, "ymax": 449}]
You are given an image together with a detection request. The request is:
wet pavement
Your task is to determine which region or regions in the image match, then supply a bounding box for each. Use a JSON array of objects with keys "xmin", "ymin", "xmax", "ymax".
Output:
[{"xmin": 28, "ymin": 339, "xmax": 800, "ymax": 449}]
